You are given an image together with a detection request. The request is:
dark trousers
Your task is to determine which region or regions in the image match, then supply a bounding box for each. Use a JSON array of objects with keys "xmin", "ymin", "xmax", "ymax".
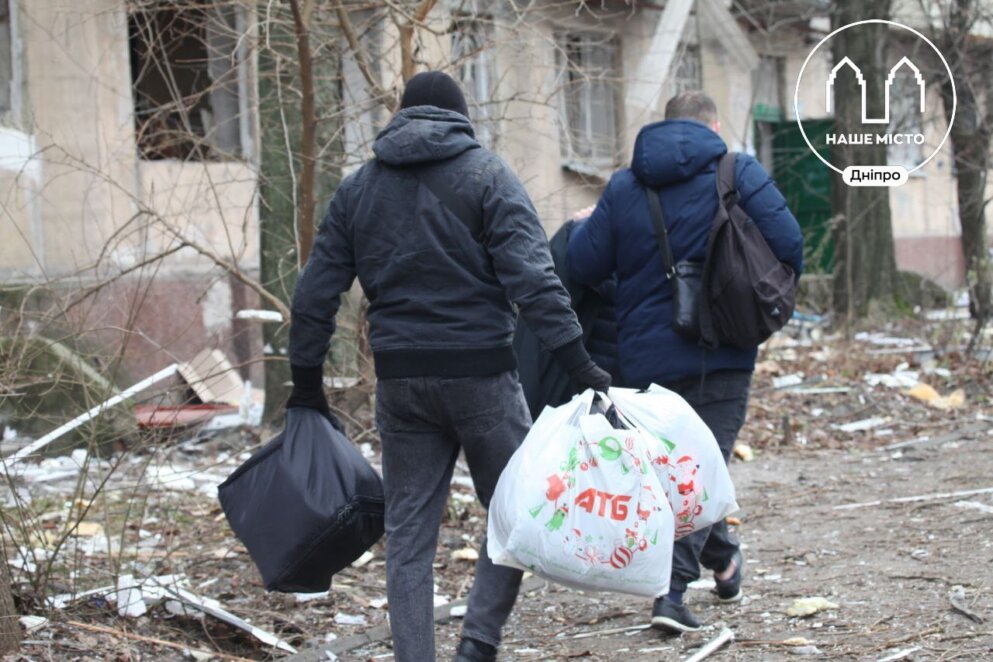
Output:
[
  {"xmin": 375, "ymin": 371, "xmax": 530, "ymax": 662},
  {"xmin": 662, "ymin": 370, "xmax": 751, "ymax": 593}
]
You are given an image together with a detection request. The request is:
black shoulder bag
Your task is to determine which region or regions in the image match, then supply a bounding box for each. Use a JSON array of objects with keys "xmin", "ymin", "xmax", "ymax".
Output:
[{"xmin": 644, "ymin": 187, "xmax": 704, "ymax": 341}]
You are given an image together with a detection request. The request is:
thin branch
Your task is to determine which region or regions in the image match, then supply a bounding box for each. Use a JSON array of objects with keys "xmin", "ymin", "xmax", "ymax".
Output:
[
  {"xmin": 335, "ymin": 0, "xmax": 396, "ymax": 111},
  {"xmin": 287, "ymin": 0, "xmax": 317, "ymax": 266},
  {"xmin": 400, "ymin": 0, "xmax": 439, "ymax": 82}
]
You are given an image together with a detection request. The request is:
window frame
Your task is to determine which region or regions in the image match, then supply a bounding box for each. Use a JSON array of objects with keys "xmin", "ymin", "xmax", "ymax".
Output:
[
  {"xmin": 556, "ymin": 30, "xmax": 623, "ymax": 176},
  {"xmin": 451, "ymin": 11, "xmax": 498, "ymax": 149},
  {"xmin": 128, "ymin": 1, "xmax": 253, "ymax": 162}
]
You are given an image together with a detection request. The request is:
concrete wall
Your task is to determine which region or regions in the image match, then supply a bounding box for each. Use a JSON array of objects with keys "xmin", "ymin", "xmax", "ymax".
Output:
[{"xmin": 0, "ymin": 0, "xmax": 261, "ymax": 383}]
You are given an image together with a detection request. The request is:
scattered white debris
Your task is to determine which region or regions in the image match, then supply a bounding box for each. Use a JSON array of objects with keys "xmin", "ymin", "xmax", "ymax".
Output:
[
  {"xmin": 864, "ymin": 370, "xmax": 919, "ymax": 389},
  {"xmin": 877, "ymin": 646, "xmax": 922, "ymax": 662},
  {"xmin": 954, "ymin": 500, "xmax": 993, "ymax": 515},
  {"xmin": 854, "ymin": 332, "xmax": 920, "ymax": 347},
  {"xmin": 333, "ymin": 613, "xmax": 367, "ymax": 626},
  {"xmin": 147, "ymin": 465, "xmax": 197, "ymax": 491},
  {"xmin": 433, "ymin": 594, "xmax": 450, "ymax": 608},
  {"xmin": 19, "ymin": 615, "xmax": 48, "ymax": 633},
  {"xmin": 450, "ymin": 604, "xmax": 467, "ymax": 618},
  {"xmin": 688, "ymin": 578, "xmax": 717, "ymax": 590},
  {"xmin": 684, "ymin": 627, "xmax": 734, "ymax": 662},
  {"xmin": 369, "ymin": 597, "xmax": 389, "ymax": 609},
  {"xmin": 351, "ymin": 551, "xmax": 375, "ymax": 568},
  {"xmin": 3, "ymin": 426, "xmax": 17, "ymax": 442},
  {"xmin": 773, "ymin": 373, "xmax": 805, "ymax": 389},
  {"xmin": 116, "ymin": 574, "xmax": 147, "ymax": 618},
  {"xmin": 832, "ymin": 417, "xmax": 889, "ymax": 433},
  {"xmin": 6, "ymin": 363, "xmax": 179, "ymax": 465},
  {"xmin": 48, "ymin": 575, "xmax": 296, "ymax": 654},
  {"xmin": 235, "ymin": 309, "xmax": 284, "ymax": 322},
  {"xmin": 295, "ymin": 591, "xmax": 330, "ymax": 603}
]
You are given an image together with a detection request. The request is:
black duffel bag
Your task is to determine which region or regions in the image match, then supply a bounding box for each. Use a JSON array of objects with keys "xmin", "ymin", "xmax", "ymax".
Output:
[{"xmin": 218, "ymin": 408, "xmax": 385, "ymax": 593}]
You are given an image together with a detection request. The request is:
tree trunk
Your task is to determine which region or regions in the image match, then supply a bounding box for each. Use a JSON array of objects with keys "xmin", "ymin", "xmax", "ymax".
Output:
[
  {"xmin": 257, "ymin": 3, "xmax": 342, "ymax": 421},
  {"xmin": 288, "ymin": 0, "xmax": 317, "ymax": 266},
  {"xmin": 830, "ymin": 1, "xmax": 898, "ymax": 321},
  {"xmin": 939, "ymin": 0, "xmax": 993, "ymax": 333},
  {"xmin": 0, "ymin": 541, "xmax": 21, "ymax": 653}
]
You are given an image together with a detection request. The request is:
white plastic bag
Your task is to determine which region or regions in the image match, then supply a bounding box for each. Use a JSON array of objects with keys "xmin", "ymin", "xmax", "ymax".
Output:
[
  {"xmin": 488, "ymin": 390, "xmax": 674, "ymax": 598},
  {"xmin": 608, "ymin": 385, "xmax": 739, "ymax": 539}
]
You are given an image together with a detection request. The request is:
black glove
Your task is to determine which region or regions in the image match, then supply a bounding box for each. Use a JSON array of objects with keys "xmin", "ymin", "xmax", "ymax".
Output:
[
  {"xmin": 552, "ymin": 338, "xmax": 612, "ymax": 393},
  {"xmin": 569, "ymin": 360, "xmax": 612, "ymax": 393},
  {"xmin": 287, "ymin": 364, "xmax": 340, "ymax": 429}
]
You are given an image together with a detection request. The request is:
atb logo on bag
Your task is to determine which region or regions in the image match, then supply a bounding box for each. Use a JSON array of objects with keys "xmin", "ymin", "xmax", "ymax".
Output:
[
  {"xmin": 793, "ymin": 20, "xmax": 956, "ymax": 187},
  {"xmin": 574, "ymin": 488, "xmax": 631, "ymax": 521}
]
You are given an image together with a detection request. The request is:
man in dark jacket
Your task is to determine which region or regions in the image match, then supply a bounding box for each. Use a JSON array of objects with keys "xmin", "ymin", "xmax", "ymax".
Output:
[
  {"xmin": 567, "ymin": 91, "xmax": 803, "ymax": 633},
  {"xmin": 287, "ymin": 71, "xmax": 610, "ymax": 662}
]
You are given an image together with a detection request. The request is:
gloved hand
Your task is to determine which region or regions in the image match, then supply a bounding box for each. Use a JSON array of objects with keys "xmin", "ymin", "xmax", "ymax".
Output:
[
  {"xmin": 286, "ymin": 364, "xmax": 340, "ymax": 428},
  {"xmin": 551, "ymin": 338, "xmax": 611, "ymax": 393},
  {"xmin": 569, "ymin": 360, "xmax": 612, "ymax": 393}
]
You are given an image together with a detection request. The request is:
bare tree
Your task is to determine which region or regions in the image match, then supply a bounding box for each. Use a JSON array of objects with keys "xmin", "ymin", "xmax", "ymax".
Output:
[
  {"xmin": 829, "ymin": 0, "xmax": 899, "ymax": 322},
  {"xmin": 929, "ymin": 0, "xmax": 993, "ymax": 347}
]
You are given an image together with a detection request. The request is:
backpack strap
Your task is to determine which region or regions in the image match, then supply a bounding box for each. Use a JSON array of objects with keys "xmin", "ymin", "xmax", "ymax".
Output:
[
  {"xmin": 698, "ymin": 153, "xmax": 738, "ymax": 352},
  {"xmin": 644, "ymin": 187, "xmax": 676, "ymax": 280},
  {"xmin": 716, "ymin": 151, "xmax": 739, "ymax": 208}
]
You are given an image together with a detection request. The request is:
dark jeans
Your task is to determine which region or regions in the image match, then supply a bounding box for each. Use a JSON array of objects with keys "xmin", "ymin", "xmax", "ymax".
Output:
[
  {"xmin": 662, "ymin": 370, "xmax": 751, "ymax": 593},
  {"xmin": 376, "ymin": 371, "xmax": 530, "ymax": 662}
]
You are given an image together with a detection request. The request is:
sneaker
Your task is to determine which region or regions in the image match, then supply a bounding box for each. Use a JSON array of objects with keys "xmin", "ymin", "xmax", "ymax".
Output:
[
  {"xmin": 651, "ymin": 597, "xmax": 702, "ymax": 633},
  {"xmin": 453, "ymin": 637, "xmax": 498, "ymax": 662},
  {"xmin": 714, "ymin": 550, "xmax": 744, "ymax": 602}
]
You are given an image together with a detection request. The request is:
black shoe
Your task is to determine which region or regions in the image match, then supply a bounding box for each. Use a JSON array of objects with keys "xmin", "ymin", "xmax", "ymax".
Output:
[
  {"xmin": 454, "ymin": 637, "xmax": 497, "ymax": 662},
  {"xmin": 714, "ymin": 550, "xmax": 744, "ymax": 602},
  {"xmin": 651, "ymin": 597, "xmax": 702, "ymax": 633}
]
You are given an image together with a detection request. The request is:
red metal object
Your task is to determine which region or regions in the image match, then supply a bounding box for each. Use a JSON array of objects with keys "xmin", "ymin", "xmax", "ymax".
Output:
[{"xmin": 134, "ymin": 403, "xmax": 238, "ymax": 429}]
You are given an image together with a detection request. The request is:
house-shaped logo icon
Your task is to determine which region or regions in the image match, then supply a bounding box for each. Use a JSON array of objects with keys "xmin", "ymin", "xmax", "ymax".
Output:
[{"xmin": 825, "ymin": 56, "xmax": 925, "ymax": 124}]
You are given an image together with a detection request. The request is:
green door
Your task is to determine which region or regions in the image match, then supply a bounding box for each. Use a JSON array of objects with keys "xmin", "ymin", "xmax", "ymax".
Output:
[{"xmin": 758, "ymin": 119, "xmax": 834, "ymax": 272}]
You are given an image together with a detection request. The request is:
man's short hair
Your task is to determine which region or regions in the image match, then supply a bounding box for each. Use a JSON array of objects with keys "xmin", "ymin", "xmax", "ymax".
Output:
[{"xmin": 664, "ymin": 91, "xmax": 718, "ymax": 124}]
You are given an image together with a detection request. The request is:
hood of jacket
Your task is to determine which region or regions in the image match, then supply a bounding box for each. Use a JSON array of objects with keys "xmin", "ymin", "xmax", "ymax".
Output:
[
  {"xmin": 373, "ymin": 105, "xmax": 479, "ymax": 166},
  {"xmin": 631, "ymin": 119, "xmax": 728, "ymax": 188}
]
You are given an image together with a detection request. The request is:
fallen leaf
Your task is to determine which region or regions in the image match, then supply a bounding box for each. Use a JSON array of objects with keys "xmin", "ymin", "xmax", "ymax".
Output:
[
  {"xmin": 73, "ymin": 522, "xmax": 104, "ymax": 537},
  {"xmin": 452, "ymin": 548, "xmax": 479, "ymax": 562},
  {"xmin": 733, "ymin": 444, "xmax": 755, "ymax": 462},
  {"xmin": 787, "ymin": 597, "xmax": 838, "ymax": 617},
  {"xmin": 934, "ymin": 389, "xmax": 965, "ymax": 410}
]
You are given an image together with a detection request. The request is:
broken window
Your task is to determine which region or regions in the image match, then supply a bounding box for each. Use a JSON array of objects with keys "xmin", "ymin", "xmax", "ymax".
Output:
[
  {"xmin": 0, "ymin": 1, "xmax": 13, "ymax": 114},
  {"xmin": 558, "ymin": 32, "xmax": 621, "ymax": 172},
  {"xmin": 129, "ymin": 1, "xmax": 247, "ymax": 160},
  {"xmin": 452, "ymin": 13, "xmax": 497, "ymax": 149}
]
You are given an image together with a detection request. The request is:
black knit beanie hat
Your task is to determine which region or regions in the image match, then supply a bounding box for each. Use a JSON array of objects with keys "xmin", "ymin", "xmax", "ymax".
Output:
[{"xmin": 400, "ymin": 71, "xmax": 469, "ymax": 118}]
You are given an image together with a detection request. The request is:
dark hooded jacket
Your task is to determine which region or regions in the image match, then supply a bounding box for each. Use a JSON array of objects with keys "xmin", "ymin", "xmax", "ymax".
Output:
[
  {"xmin": 513, "ymin": 220, "xmax": 619, "ymax": 419},
  {"xmin": 566, "ymin": 119, "xmax": 804, "ymax": 387},
  {"xmin": 289, "ymin": 106, "xmax": 582, "ymax": 378}
]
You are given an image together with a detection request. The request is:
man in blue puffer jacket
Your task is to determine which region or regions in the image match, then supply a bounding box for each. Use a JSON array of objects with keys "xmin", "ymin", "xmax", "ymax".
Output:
[{"xmin": 567, "ymin": 91, "xmax": 803, "ymax": 633}]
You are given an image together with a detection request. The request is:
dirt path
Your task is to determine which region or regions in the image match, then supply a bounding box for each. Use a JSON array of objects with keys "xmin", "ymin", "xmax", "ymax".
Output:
[
  {"xmin": 12, "ymin": 335, "xmax": 993, "ymax": 661},
  {"xmin": 350, "ymin": 432, "xmax": 993, "ymax": 661}
]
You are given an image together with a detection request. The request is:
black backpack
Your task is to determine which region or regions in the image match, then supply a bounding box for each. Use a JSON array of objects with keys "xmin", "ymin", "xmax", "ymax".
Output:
[{"xmin": 698, "ymin": 152, "xmax": 796, "ymax": 349}]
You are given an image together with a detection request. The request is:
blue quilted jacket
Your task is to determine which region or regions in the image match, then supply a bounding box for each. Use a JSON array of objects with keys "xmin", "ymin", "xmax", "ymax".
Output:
[{"xmin": 567, "ymin": 119, "xmax": 804, "ymax": 386}]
